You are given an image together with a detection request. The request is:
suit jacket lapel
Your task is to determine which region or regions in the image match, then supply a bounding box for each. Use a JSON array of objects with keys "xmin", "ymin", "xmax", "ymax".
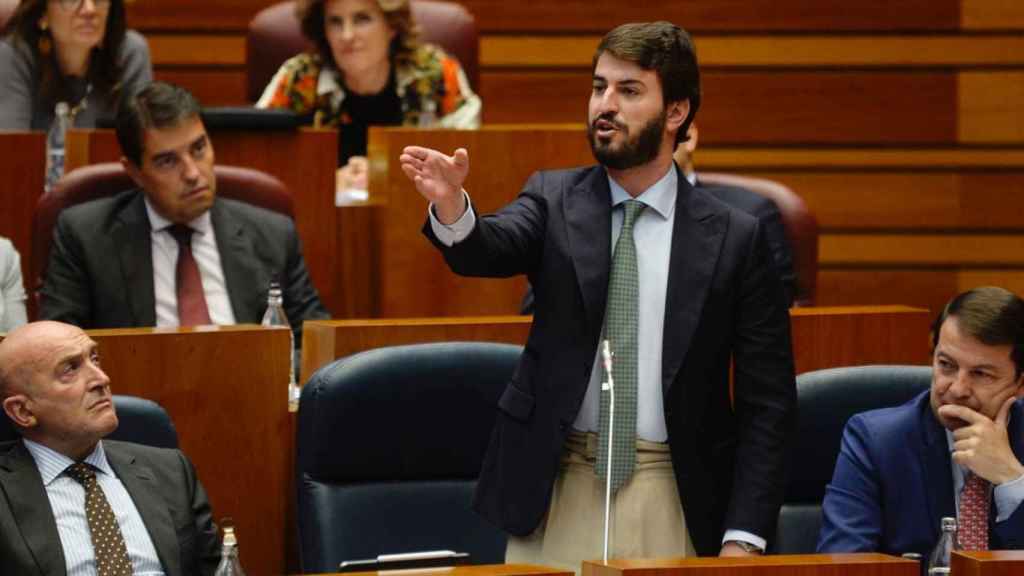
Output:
[
  {"xmin": 106, "ymin": 446, "xmax": 182, "ymax": 576},
  {"xmin": 565, "ymin": 168, "xmax": 613, "ymax": 337},
  {"xmin": 919, "ymin": 399, "xmax": 956, "ymax": 533},
  {"xmin": 210, "ymin": 200, "xmax": 264, "ymax": 323},
  {"xmin": 114, "ymin": 193, "xmax": 156, "ymax": 326},
  {"xmin": 0, "ymin": 442, "xmax": 67, "ymax": 576},
  {"xmin": 661, "ymin": 170, "xmax": 726, "ymax": 394}
]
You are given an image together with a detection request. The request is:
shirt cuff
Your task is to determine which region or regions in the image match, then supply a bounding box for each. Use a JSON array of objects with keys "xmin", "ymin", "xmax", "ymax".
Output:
[
  {"xmin": 722, "ymin": 529, "xmax": 766, "ymax": 552},
  {"xmin": 994, "ymin": 472, "xmax": 1024, "ymax": 522},
  {"xmin": 427, "ymin": 191, "xmax": 475, "ymax": 247}
]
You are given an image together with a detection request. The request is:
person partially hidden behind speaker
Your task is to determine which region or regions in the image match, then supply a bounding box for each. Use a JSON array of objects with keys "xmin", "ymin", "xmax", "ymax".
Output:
[
  {"xmin": 39, "ymin": 81, "xmax": 329, "ymax": 344},
  {"xmin": 400, "ymin": 20, "xmax": 796, "ymax": 572},
  {"xmin": 818, "ymin": 286, "xmax": 1024, "ymax": 555},
  {"xmin": 0, "ymin": 320, "xmax": 221, "ymax": 575}
]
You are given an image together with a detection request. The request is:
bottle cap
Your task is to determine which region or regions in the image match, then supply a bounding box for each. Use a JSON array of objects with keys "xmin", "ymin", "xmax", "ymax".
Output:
[
  {"xmin": 222, "ymin": 518, "xmax": 238, "ymax": 546},
  {"xmin": 940, "ymin": 517, "xmax": 957, "ymax": 531}
]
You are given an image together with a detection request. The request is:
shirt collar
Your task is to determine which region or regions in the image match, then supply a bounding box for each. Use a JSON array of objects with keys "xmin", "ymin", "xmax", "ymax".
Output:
[
  {"xmin": 23, "ymin": 439, "xmax": 115, "ymax": 486},
  {"xmin": 144, "ymin": 198, "xmax": 212, "ymax": 236},
  {"xmin": 606, "ymin": 164, "xmax": 677, "ymax": 220}
]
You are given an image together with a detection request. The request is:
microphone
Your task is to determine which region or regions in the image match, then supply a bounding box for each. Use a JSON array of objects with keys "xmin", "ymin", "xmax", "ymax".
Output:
[{"xmin": 600, "ymin": 339, "xmax": 615, "ymax": 564}]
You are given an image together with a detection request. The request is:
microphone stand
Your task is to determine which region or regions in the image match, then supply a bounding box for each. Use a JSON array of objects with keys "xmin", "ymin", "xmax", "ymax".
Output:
[{"xmin": 600, "ymin": 339, "xmax": 615, "ymax": 564}]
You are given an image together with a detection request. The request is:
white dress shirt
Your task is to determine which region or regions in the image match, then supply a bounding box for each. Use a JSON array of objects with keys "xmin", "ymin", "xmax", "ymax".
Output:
[
  {"xmin": 946, "ymin": 430, "xmax": 1024, "ymax": 522},
  {"xmin": 429, "ymin": 166, "xmax": 765, "ymax": 550},
  {"xmin": 145, "ymin": 200, "xmax": 236, "ymax": 327},
  {"xmin": 0, "ymin": 236, "xmax": 28, "ymax": 332},
  {"xmin": 23, "ymin": 439, "xmax": 165, "ymax": 576}
]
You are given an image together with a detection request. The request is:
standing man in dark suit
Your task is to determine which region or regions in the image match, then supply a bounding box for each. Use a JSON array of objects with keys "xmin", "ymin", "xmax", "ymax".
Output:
[
  {"xmin": 818, "ymin": 286, "xmax": 1024, "ymax": 555},
  {"xmin": 400, "ymin": 21, "xmax": 796, "ymax": 570},
  {"xmin": 0, "ymin": 320, "xmax": 221, "ymax": 575},
  {"xmin": 39, "ymin": 81, "xmax": 328, "ymax": 342}
]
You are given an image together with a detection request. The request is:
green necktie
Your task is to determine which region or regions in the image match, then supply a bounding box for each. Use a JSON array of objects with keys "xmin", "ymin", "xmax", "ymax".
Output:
[
  {"xmin": 65, "ymin": 462, "xmax": 133, "ymax": 576},
  {"xmin": 596, "ymin": 199, "xmax": 645, "ymax": 492}
]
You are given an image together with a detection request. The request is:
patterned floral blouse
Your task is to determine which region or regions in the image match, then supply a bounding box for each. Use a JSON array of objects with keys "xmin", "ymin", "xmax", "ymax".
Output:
[{"xmin": 256, "ymin": 43, "xmax": 481, "ymax": 130}]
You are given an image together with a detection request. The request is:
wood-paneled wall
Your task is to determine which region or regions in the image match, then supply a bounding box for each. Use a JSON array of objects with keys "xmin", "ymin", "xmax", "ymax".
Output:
[{"xmin": 122, "ymin": 1, "xmax": 1024, "ymax": 314}]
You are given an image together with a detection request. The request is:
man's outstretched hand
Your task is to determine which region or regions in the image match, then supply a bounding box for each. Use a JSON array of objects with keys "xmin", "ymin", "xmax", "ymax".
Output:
[{"xmin": 400, "ymin": 146, "xmax": 470, "ymax": 224}]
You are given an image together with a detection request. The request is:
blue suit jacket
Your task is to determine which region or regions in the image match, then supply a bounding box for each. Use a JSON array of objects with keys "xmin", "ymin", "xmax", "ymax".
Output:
[{"xmin": 818, "ymin": 390, "xmax": 1024, "ymax": 555}]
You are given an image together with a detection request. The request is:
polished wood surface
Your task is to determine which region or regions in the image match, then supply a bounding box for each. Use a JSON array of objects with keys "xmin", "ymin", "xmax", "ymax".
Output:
[
  {"xmin": 582, "ymin": 553, "xmax": 917, "ymax": 576},
  {"xmin": 364, "ymin": 126, "xmax": 592, "ymax": 318},
  {"xmin": 300, "ymin": 316, "xmax": 532, "ymax": 383},
  {"xmin": 300, "ymin": 307, "xmax": 930, "ymax": 384},
  {"xmin": 61, "ymin": 128, "xmax": 343, "ymax": 315},
  {"xmin": 0, "ymin": 132, "xmax": 46, "ymax": 316},
  {"xmin": 951, "ymin": 550, "xmax": 1024, "ymax": 576},
  {"xmin": 789, "ymin": 306, "xmax": 931, "ymax": 374},
  {"xmin": 303, "ymin": 564, "xmax": 572, "ymax": 576},
  {"xmin": 88, "ymin": 325, "xmax": 293, "ymax": 576}
]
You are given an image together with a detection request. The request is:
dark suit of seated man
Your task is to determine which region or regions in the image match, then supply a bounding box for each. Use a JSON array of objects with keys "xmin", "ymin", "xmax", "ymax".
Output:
[
  {"xmin": 0, "ymin": 321, "xmax": 221, "ymax": 576},
  {"xmin": 818, "ymin": 286, "xmax": 1024, "ymax": 555},
  {"xmin": 39, "ymin": 81, "xmax": 329, "ymax": 342}
]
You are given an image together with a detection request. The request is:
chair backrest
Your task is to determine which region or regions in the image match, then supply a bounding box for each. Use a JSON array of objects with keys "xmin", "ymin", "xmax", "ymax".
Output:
[
  {"xmin": 699, "ymin": 172, "xmax": 819, "ymax": 306},
  {"xmin": 772, "ymin": 365, "xmax": 932, "ymax": 553},
  {"xmin": 31, "ymin": 162, "xmax": 294, "ymax": 301},
  {"xmin": 1, "ymin": 394, "xmax": 178, "ymax": 448},
  {"xmin": 246, "ymin": 0, "xmax": 479, "ymax": 102},
  {"xmin": 296, "ymin": 341, "xmax": 518, "ymax": 573}
]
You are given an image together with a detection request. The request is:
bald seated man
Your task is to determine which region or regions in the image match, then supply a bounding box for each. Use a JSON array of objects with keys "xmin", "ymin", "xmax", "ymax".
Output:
[{"xmin": 0, "ymin": 321, "xmax": 220, "ymax": 576}]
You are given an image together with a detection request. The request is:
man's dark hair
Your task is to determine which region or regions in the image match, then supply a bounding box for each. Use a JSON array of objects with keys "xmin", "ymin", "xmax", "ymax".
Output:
[
  {"xmin": 592, "ymin": 21, "xmax": 701, "ymax": 149},
  {"xmin": 116, "ymin": 81, "xmax": 202, "ymax": 166},
  {"xmin": 931, "ymin": 286, "xmax": 1024, "ymax": 377}
]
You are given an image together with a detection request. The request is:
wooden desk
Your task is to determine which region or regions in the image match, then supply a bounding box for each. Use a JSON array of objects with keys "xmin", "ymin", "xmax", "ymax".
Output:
[
  {"xmin": 952, "ymin": 550, "xmax": 1024, "ymax": 576},
  {"xmin": 789, "ymin": 306, "xmax": 931, "ymax": 374},
  {"xmin": 64, "ymin": 128, "xmax": 342, "ymax": 315},
  {"xmin": 363, "ymin": 125, "xmax": 592, "ymax": 318},
  {"xmin": 300, "ymin": 306, "xmax": 930, "ymax": 385},
  {"xmin": 582, "ymin": 553, "xmax": 917, "ymax": 576},
  {"xmin": 304, "ymin": 565, "xmax": 572, "ymax": 576},
  {"xmin": 88, "ymin": 325, "xmax": 293, "ymax": 576},
  {"xmin": 0, "ymin": 132, "xmax": 46, "ymax": 316}
]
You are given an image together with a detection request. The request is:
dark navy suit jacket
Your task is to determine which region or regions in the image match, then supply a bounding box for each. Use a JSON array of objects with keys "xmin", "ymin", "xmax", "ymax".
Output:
[{"xmin": 818, "ymin": 390, "xmax": 1024, "ymax": 555}]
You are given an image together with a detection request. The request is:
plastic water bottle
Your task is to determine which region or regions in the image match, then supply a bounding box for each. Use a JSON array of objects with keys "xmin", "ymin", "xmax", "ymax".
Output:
[
  {"xmin": 213, "ymin": 520, "xmax": 247, "ymax": 576},
  {"xmin": 44, "ymin": 102, "xmax": 70, "ymax": 192},
  {"xmin": 926, "ymin": 517, "xmax": 960, "ymax": 575},
  {"xmin": 260, "ymin": 281, "xmax": 298, "ymax": 411}
]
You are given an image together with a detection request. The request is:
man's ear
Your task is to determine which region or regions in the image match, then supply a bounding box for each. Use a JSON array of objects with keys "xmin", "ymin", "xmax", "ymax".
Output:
[
  {"xmin": 2, "ymin": 395, "xmax": 36, "ymax": 429},
  {"xmin": 666, "ymin": 99, "xmax": 689, "ymax": 135},
  {"xmin": 121, "ymin": 156, "xmax": 145, "ymax": 189}
]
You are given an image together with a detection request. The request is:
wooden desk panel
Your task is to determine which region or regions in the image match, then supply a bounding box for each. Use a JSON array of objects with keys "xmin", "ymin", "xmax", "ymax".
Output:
[
  {"xmin": 300, "ymin": 307, "xmax": 931, "ymax": 384},
  {"xmin": 89, "ymin": 325, "xmax": 292, "ymax": 576},
  {"xmin": 583, "ymin": 553, "xmax": 916, "ymax": 576},
  {"xmin": 952, "ymin": 550, "xmax": 1024, "ymax": 576},
  {"xmin": 0, "ymin": 132, "xmax": 46, "ymax": 316},
  {"xmin": 366, "ymin": 126, "xmax": 592, "ymax": 318},
  {"xmin": 64, "ymin": 128, "xmax": 342, "ymax": 315},
  {"xmin": 300, "ymin": 316, "xmax": 532, "ymax": 383},
  {"xmin": 305, "ymin": 564, "xmax": 572, "ymax": 576},
  {"xmin": 789, "ymin": 306, "xmax": 931, "ymax": 374}
]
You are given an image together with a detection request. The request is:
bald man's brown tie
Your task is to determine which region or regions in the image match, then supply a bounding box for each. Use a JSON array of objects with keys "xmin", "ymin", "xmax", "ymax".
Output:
[
  {"xmin": 169, "ymin": 224, "xmax": 211, "ymax": 326},
  {"xmin": 65, "ymin": 463, "xmax": 133, "ymax": 576}
]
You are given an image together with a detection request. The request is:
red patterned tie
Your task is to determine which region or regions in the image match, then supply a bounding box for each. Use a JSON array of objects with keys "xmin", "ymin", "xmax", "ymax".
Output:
[
  {"xmin": 958, "ymin": 472, "xmax": 991, "ymax": 550},
  {"xmin": 168, "ymin": 224, "xmax": 212, "ymax": 326}
]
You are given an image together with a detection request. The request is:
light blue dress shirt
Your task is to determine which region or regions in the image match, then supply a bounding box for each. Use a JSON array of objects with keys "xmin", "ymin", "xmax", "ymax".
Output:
[{"xmin": 23, "ymin": 439, "xmax": 165, "ymax": 576}]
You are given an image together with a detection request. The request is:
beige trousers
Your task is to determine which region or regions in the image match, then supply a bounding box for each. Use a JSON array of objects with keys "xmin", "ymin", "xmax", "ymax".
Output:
[{"xmin": 505, "ymin": 431, "xmax": 696, "ymax": 574}]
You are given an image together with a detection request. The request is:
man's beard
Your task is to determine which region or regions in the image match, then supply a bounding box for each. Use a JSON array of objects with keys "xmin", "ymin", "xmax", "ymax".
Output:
[{"xmin": 587, "ymin": 110, "xmax": 666, "ymax": 171}]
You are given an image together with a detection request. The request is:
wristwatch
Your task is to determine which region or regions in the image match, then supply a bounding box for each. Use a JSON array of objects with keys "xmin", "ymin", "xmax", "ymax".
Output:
[{"xmin": 725, "ymin": 540, "xmax": 764, "ymax": 554}]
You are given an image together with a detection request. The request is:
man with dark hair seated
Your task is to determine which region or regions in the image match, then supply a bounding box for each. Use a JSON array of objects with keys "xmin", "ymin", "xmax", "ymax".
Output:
[
  {"xmin": 0, "ymin": 321, "xmax": 221, "ymax": 575},
  {"xmin": 39, "ymin": 81, "xmax": 329, "ymax": 342},
  {"xmin": 818, "ymin": 286, "xmax": 1024, "ymax": 555}
]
